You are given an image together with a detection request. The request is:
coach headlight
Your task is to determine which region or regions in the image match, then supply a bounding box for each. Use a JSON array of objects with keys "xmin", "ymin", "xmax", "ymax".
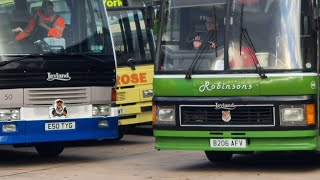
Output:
[
  {"xmin": 92, "ymin": 106, "xmax": 99, "ymax": 116},
  {"xmin": 99, "ymin": 105, "xmax": 110, "ymax": 116},
  {"xmin": 92, "ymin": 105, "xmax": 111, "ymax": 117},
  {"xmin": 0, "ymin": 109, "xmax": 20, "ymax": 121},
  {"xmin": 11, "ymin": 110, "xmax": 20, "ymax": 120},
  {"xmin": 156, "ymin": 106, "xmax": 176, "ymax": 125},
  {"xmin": 143, "ymin": 89, "xmax": 153, "ymax": 98},
  {"xmin": 280, "ymin": 105, "xmax": 305, "ymax": 126}
]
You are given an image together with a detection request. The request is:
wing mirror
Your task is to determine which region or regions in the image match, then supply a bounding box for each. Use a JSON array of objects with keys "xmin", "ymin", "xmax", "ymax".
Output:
[{"xmin": 127, "ymin": 58, "xmax": 136, "ymax": 70}]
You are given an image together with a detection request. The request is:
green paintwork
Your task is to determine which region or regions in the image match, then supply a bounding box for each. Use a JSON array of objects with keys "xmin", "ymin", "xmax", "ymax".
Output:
[
  {"xmin": 154, "ymin": 130, "xmax": 318, "ymax": 151},
  {"xmin": 260, "ymin": 76, "xmax": 317, "ymax": 95},
  {"xmin": 153, "ymin": 75, "xmax": 317, "ymax": 96},
  {"xmin": 154, "ymin": 130, "xmax": 317, "ymax": 138},
  {"xmin": 153, "ymin": 78, "xmax": 195, "ymax": 96},
  {"xmin": 153, "ymin": 74, "xmax": 319, "ymax": 152}
]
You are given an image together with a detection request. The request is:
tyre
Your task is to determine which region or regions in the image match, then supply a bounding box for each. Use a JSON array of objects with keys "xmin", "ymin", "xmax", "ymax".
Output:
[
  {"xmin": 205, "ymin": 151, "xmax": 233, "ymax": 163},
  {"xmin": 35, "ymin": 143, "xmax": 64, "ymax": 157}
]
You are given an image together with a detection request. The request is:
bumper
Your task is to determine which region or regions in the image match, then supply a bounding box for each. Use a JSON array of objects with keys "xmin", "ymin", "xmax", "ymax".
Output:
[
  {"xmin": 119, "ymin": 111, "xmax": 152, "ymax": 125},
  {"xmin": 0, "ymin": 117, "xmax": 118, "ymax": 144},
  {"xmin": 118, "ymin": 102, "xmax": 152, "ymax": 126},
  {"xmin": 154, "ymin": 130, "xmax": 318, "ymax": 151}
]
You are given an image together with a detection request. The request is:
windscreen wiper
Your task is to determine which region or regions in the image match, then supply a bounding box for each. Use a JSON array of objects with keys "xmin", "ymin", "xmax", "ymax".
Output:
[
  {"xmin": 0, "ymin": 54, "xmax": 38, "ymax": 67},
  {"xmin": 241, "ymin": 28, "xmax": 267, "ymax": 79},
  {"xmin": 185, "ymin": 31, "xmax": 215, "ymax": 79},
  {"xmin": 238, "ymin": 3, "xmax": 267, "ymax": 79}
]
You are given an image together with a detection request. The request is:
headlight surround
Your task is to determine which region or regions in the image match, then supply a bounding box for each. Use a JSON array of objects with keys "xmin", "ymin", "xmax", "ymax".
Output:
[
  {"xmin": 92, "ymin": 105, "xmax": 111, "ymax": 117},
  {"xmin": 143, "ymin": 89, "xmax": 153, "ymax": 98},
  {"xmin": 280, "ymin": 105, "xmax": 305, "ymax": 126},
  {"xmin": 156, "ymin": 106, "xmax": 176, "ymax": 125},
  {"xmin": 0, "ymin": 109, "xmax": 20, "ymax": 121}
]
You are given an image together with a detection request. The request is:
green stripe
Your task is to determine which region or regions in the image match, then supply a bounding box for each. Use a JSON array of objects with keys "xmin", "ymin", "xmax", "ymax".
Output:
[
  {"xmin": 154, "ymin": 76, "xmax": 317, "ymax": 96},
  {"xmin": 154, "ymin": 130, "xmax": 318, "ymax": 151},
  {"xmin": 154, "ymin": 130, "xmax": 317, "ymax": 138}
]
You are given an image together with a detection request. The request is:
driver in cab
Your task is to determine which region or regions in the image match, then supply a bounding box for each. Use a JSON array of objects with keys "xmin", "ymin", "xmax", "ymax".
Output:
[
  {"xmin": 12, "ymin": 0, "xmax": 65, "ymax": 42},
  {"xmin": 193, "ymin": 16, "xmax": 217, "ymax": 50}
]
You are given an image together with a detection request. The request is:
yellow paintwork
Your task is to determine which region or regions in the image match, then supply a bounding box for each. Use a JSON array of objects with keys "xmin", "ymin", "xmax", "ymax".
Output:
[
  {"xmin": 116, "ymin": 64, "xmax": 154, "ymax": 125},
  {"xmin": 118, "ymin": 103, "xmax": 153, "ymax": 125},
  {"xmin": 117, "ymin": 65, "xmax": 153, "ymax": 88}
]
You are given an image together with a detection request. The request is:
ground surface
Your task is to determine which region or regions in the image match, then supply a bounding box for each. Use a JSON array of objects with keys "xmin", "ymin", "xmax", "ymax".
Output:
[{"xmin": 0, "ymin": 129, "xmax": 319, "ymax": 180}]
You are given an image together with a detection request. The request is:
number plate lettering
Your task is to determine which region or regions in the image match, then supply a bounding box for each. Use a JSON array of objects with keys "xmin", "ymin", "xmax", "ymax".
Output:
[
  {"xmin": 210, "ymin": 139, "xmax": 246, "ymax": 148},
  {"xmin": 45, "ymin": 122, "xmax": 76, "ymax": 131}
]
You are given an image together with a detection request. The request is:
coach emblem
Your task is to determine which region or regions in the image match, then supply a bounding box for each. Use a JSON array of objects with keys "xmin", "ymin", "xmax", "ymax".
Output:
[{"xmin": 222, "ymin": 110, "xmax": 231, "ymax": 122}]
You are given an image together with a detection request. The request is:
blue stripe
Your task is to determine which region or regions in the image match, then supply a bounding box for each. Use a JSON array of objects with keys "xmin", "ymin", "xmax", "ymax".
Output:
[{"xmin": 0, "ymin": 117, "xmax": 118, "ymax": 144}]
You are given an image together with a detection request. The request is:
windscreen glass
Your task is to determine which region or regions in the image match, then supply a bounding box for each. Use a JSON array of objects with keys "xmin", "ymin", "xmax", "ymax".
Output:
[{"xmin": 0, "ymin": 0, "xmax": 113, "ymax": 55}]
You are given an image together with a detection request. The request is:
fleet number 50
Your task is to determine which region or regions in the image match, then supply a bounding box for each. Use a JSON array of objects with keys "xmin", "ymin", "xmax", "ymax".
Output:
[{"xmin": 4, "ymin": 94, "xmax": 13, "ymax": 100}]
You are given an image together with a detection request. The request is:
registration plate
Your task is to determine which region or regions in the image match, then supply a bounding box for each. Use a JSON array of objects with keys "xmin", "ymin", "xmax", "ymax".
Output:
[
  {"xmin": 118, "ymin": 109, "xmax": 126, "ymax": 115},
  {"xmin": 210, "ymin": 139, "xmax": 246, "ymax": 148},
  {"xmin": 45, "ymin": 122, "xmax": 76, "ymax": 131}
]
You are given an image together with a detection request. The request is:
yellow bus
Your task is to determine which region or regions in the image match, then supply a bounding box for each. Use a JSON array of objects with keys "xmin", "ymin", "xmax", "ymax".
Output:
[{"xmin": 106, "ymin": 0, "xmax": 155, "ymax": 139}]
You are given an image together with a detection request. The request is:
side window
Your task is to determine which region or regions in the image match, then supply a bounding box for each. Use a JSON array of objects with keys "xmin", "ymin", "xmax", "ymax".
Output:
[{"xmin": 85, "ymin": 0, "xmax": 106, "ymax": 53}]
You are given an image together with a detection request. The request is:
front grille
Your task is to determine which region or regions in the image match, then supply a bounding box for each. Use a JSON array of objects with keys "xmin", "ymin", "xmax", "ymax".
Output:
[
  {"xmin": 180, "ymin": 105, "xmax": 275, "ymax": 127},
  {"xmin": 24, "ymin": 87, "xmax": 90, "ymax": 105}
]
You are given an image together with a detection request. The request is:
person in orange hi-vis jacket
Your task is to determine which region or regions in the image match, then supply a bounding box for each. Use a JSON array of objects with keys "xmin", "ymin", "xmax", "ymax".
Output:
[{"xmin": 12, "ymin": 0, "xmax": 65, "ymax": 41}]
